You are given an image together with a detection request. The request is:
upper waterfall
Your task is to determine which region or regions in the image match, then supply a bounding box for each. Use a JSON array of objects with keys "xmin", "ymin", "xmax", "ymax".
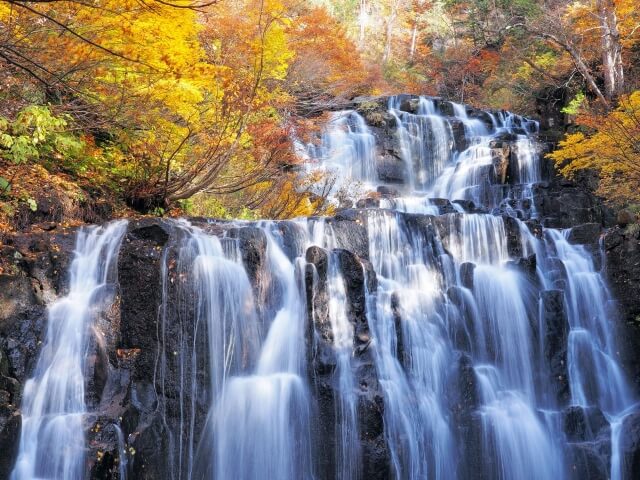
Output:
[{"xmin": 300, "ymin": 94, "xmax": 541, "ymax": 216}]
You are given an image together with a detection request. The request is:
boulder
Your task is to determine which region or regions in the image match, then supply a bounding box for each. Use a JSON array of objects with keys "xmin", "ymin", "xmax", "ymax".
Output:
[
  {"xmin": 376, "ymin": 154, "xmax": 407, "ymax": 184},
  {"xmin": 617, "ymin": 209, "xmax": 636, "ymax": 227}
]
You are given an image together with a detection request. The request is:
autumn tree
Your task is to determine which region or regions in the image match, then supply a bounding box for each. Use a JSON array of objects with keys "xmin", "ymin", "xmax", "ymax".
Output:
[{"xmin": 548, "ymin": 91, "xmax": 640, "ymax": 204}]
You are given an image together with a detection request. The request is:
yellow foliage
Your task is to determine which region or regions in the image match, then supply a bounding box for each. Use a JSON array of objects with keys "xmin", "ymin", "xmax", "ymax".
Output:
[{"xmin": 548, "ymin": 90, "xmax": 640, "ymax": 205}]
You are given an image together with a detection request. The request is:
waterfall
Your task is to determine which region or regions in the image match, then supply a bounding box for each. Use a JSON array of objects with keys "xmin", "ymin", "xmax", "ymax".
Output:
[
  {"xmin": 301, "ymin": 110, "xmax": 377, "ymax": 199},
  {"xmin": 10, "ymin": 94, "xmax": 639, "ymax": 480},
  {"xmin": 388, "ymin": 96, "xmax": 454, "ymax": 190},
  {"xmin": 11, "ymin": 220, "xmax": 127, "ymax": 480}
]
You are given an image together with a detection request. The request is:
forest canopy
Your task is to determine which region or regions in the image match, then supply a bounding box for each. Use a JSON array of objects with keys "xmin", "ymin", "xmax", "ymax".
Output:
[{"xmin": 0, "ymin": 0, "xmax": 639, "ymax": 227}]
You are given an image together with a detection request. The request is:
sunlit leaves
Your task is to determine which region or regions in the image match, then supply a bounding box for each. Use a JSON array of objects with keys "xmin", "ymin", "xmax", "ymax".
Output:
[{"xmin": 548, "ymin": 91, "xmax": 640, "ymax": 205}]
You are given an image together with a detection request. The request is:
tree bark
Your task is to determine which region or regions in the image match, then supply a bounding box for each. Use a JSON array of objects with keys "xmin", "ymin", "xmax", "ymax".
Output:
[{"xmin": 597, "ymin": 0, "xmax": 624, "ymax": 100}]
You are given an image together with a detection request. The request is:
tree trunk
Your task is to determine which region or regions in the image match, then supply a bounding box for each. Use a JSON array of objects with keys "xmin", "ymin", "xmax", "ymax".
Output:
[
  {"xmin": 597, "ymin": 0, "xmax": 624, "ymax": 100},
  {"xmin": 359, "ymin": 0, "xmax": 367, "ymax": 48}
]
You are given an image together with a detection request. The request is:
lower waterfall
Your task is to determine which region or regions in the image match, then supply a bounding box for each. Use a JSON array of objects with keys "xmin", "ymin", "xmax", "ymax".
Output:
[
  {"xmin": 8, "ymin": 95, "xmax": 640, "ymax": 479},
  {"xmin": 11, "ymin": 221, "xmax": 127, "ymax": 480}
]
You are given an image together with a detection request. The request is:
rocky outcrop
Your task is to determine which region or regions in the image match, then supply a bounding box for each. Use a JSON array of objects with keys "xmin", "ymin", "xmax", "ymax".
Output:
[
  {"xmin": 533, "ymin": 176, "xmax": 611, "ymax": 229},
  {"xmin": 603, "ymin": 225, "xmax": 640, "ymax": 391}
]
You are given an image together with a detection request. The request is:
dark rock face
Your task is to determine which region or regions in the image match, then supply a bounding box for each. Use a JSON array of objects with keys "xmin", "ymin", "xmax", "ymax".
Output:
[
  {"xmin": 568, "ymin": 223, "xmax": 602, "ymax": 245},
  {"xmin": 541, "ymin": 289, "xmax": 570, "ymax": 404},
  {"xmin": 619, "ymin": 412, "xmax": 640, "ymax": 479},
  {"xmin": 449, "ymin": 353, "xmax": 482, "ymax": 480},
  {"xmin": 305, "ymin": 243, "xmax": 388, "ymax": 479},
  {"xmin": 563, "ymin": 406, "xmax": 610, "ymax": 443},
  {"xmin": 376, "ymin": 154, "xmax": 407, "ymax": 184},
  {"xmin": 567, "ymin": 442, "xmax": 610, "ymax": 480},
  {"xmin": 460, "ymin": 262, "xmax": 475, "ymax": 290},
  {"xmin": 603, "ymin": 225, "xmax": 640, "ymax": 391},
  {"xmin": 532, "ymin": 178, "xmax": 610, "ymax": 229}
]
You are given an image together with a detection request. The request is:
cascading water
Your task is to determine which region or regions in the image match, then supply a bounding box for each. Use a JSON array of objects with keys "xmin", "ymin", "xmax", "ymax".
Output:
[
  {"xmin": 300, "ymin": 110, "xmax": 377, "ymax": 199},
  {"xmin": 11, "ymin": 94, "xmax": 639, "ymax": 480},
  {"xmin": 11, "ymin": 220, "xmax": 127, "ymax": 480},
  {"xmin": 388, "ymin": 96, "xmax": 454, "ymax": 190},
  {"xmin": 155, "ymin": 221, "xmax": 314, "ymax": 480},
  {"xmin": 296, "ymin": 94, "xmax": 637, "ymax": 479}
]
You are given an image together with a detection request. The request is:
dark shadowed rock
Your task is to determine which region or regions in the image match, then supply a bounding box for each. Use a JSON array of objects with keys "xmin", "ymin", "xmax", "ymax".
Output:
[
  {"xmin": 507, "ymin": 254, "xmax": 537, "ymax": 282},
  {"xmin": 228, "ymin": 226, "xmax": 268, "ymax": 288},
  {"xmin": 376, "ymin": 154, "xmax": 407, "ymax": 184},
  {"xmin": 503, "ymin": 216, "xmax": 523, "ymax": 258},
  {"xmin": 460, "ymin": 262, "xmax": 475, "ymax": 290},
  {"xmin": 603, "ymin": 226, "xmax": 640, "ymax": 392},
  {"xmin": 563, "ymin": 406, "xmax": 610, "ymax": 442},
  {"xmin": 567, "ymin": 223, "xmax": 602, "ymax": 245},
  {"xmin": 541, "ymin": 289, "xmax": 570, "ymax": 404},
  {"xmin": 327, "ymin": 210, "xmax": 370, "ymax": 260},
  {"xmin": 567, "ymin": 442, "xmax": 610, "ymax": 480},
  {"xmin": 619, "ymin": 412, "xmax": 640, "ymax": 479}
]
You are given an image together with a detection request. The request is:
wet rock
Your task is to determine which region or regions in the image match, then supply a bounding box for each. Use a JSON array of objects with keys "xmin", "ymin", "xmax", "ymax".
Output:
[
  {"xmin": 429, "ymin": 198, "xmax": 458, "ymax": 214},
  {"xmin": 0, "ymin": 411, "xmax": 20, "ymax": 477},
  {"xmin": 471, "ymin": 110, "xmax": 495, "ymax": 130},
  {"xmin": 305, "ymin": 246, "xmax": 333, "ymax": 375},
  {"xmin": 507, "ymin": 254, "xmax": 537, "ymax": 283},
  {"xmin": 460, "ymin": 262, "xmax": 475, "ymax": 290},
  {"xmin": 118, "ymin": 220, "xmax": 171, "ymax": 382},
  {"xmin": 567, "ymin": 442, "xmax": 610, "ymax": 480},
  {"xmin": 0, "ymin": 228, "xmax": 77, "ymax": 478},
  {"xmin": 450, "ymin": 353, "xmax": 482, "ymax": 480},
  {"xmin": 525, "ymin": 219, "xmax": 543, "ymax": 239},
  {"xmin": 619, "ymin": 412, "xmax": 640, "ymax": 479},
  {"xmin": 228, "ymin": 226, "xmax": 268, "ymax": 288},
  {"xmin": 335, "ymin": 249, "xmax": 372, "ymax": 351},
  {"xmin": 453, "ymin": 199, "xmax": 477, "ymax": 213},
  {"xmin": 567, "ymin": 223, "xmax": 602, "ymax": 245},
  {"xmin": 449, "ymin": 353, "xmax": 478, "ymax": 423},
  {"xmin": 390, "ymin": 292, "xmax": 405, "ymax": 365},
  {"xmin": 449, "ymin": 119, "xmax": 467, "ymax": 151},
  {"xmin": 376, "ymin": 154, "xmax": 407, "ymax": 184},
  {"xmin": 603, "ymin": 227, "xmax": 640, "ymax": 391},
  {"xmin": 356, "ymin": 197, "xmax": 381, "ymax": 209},
  {"xmin": 532, "ymin": 179, "xmax": 610, "ymax": 229},
  {"xmin": 541, "ymin": 289, "xmax": 570, "ymax": 404},
  {"xmin": 327, "ymin": 211, "xmax": 369, "ymax": 260},
  {"xmin": 503, "ymin": 216, "xmax": 523, "ymax": 258},
  {"xmin": 563, "ymin": 406, "xmax": 610, "ymax": 442},
  {"xmin": 446, "ymin": 286, "xmax": 474, "ymax": 353},
  {"xmin": 274, "ymin": 221, "xmax": 307, "ymax": 260},
  {"xmin": 490, "ymin": 142, "xmax": 511, "ymax": 184},
  {"xmin": 357, "ymin": 364, "xmax": 389, "ymax": 480},
  {"xmin": 377, "ymin": 185, "xmax": 400, "ymax": 198}
]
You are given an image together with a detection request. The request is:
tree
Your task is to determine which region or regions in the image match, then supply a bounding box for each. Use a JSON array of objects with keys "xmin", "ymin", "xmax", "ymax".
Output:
[{"xmin": 548, "ymin": 90, "xmax": 640, "ymax": 205}]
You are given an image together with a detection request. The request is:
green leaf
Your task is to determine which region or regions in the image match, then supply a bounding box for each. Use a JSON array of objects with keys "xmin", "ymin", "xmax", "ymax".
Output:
[
  {"xmin": 26, "ymin": 198, "xmax": 37, "ymax": 212},
  {"xmin": 562, "ymin": 92, "xmax": 586, "ymax": 115},
  {"xmin": 0, "ymin": 176, "xmax": 11, "ymax": 193}
]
